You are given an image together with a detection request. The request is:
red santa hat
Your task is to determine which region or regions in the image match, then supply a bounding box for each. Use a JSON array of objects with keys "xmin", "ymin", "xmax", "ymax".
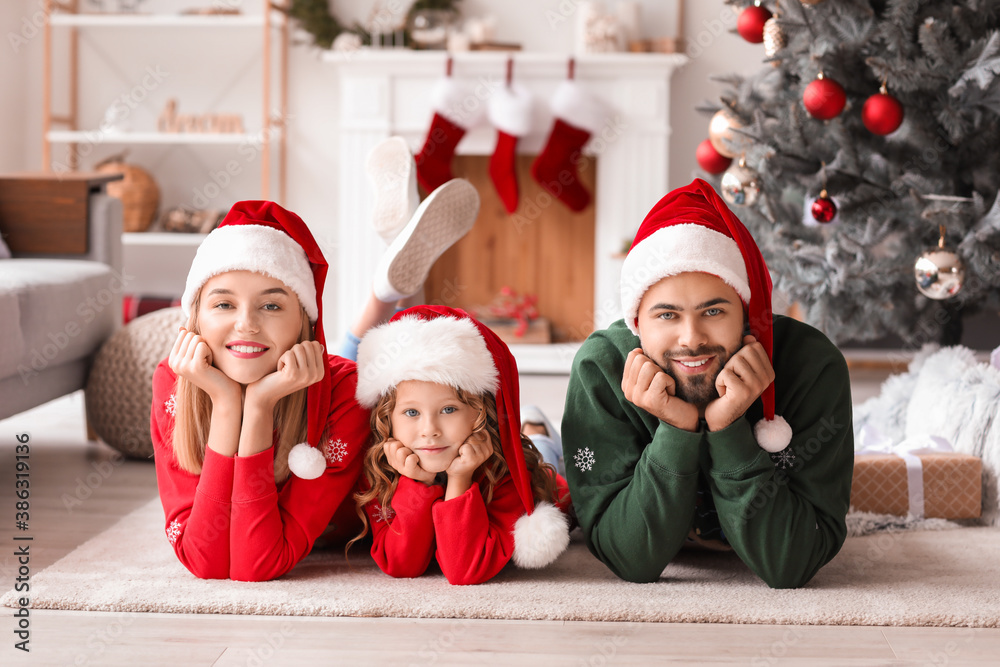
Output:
[
  {"xmin": 181, "ymin": 200, "xmax": 332, "ymax": 479},
  {"xmin": 619, "ymin": 178, "xmax": 792, "ymax": 453},
  {"xmin": 355, "ymin": 305, "xmax": 571, "ymax": 569}
]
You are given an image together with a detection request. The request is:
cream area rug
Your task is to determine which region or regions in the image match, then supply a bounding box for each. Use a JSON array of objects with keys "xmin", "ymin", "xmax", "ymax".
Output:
[{"xmin": 4, "ymin": 499, "xmax": 998, "ymax": 627}]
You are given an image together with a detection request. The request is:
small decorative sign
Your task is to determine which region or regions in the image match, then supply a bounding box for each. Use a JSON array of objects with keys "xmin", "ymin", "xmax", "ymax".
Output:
[{"xmin": 157, "ymin": 99, "xmax": 244, "ymax": 134}]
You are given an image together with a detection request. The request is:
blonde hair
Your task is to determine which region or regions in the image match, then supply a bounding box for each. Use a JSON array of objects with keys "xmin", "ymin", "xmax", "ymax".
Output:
[
  {"xmin": 170, "ymin": 291, "xmax": 314, "ymax": 485},
  {"xmin": 348, "ymin": 386, "xmax": 558, "ymax": 551}
]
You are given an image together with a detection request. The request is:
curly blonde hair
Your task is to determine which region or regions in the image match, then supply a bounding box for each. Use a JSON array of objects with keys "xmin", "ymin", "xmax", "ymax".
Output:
[{"xmin": 348, "ymin": 387, "xmax": 559, "ymax": 551}]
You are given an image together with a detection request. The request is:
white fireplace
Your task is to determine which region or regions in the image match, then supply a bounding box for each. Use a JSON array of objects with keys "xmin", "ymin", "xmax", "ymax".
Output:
[{"xmin": 323, "ymin": 50, "xmax": 686, "ymax": 372}]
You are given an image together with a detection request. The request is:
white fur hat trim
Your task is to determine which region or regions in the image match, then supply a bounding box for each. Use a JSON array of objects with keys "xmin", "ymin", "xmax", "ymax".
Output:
[
  {"xmin": 355, "ymin": 315, "xmax": 499, "ymax": 408},
  {"xmin": 287, "ymin": 442, "xmax": 326, "ymax": 479},
  {"xmin": 621, "ymin": 224, "xmax": 751, "ymax": 335},
  {"xmin": 430, "ymin": 77, "xmax": 486, "ymax": 130},
  {"xmin": 754, "ymin": 415, "xmax": 793, "ymax": 453},
  {"xmin": 182, "ymin": 224, "xmax": 317, "ymax": 322},
  {"xmin": 550, "ymin": 80, "xmax": 611, "ymax": 135},
  {"xmin": 512, "ymin": 501, "xmax": 571, "ymax": 569},
  {"xmin": 488, "ymin": 83, "xmax": 533, "ymax": 137}
]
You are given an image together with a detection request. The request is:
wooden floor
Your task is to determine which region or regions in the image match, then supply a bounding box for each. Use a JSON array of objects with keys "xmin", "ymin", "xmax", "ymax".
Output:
[{"xmin": 2, "ymin": 373, "xmax": 999, "ymax": 666}]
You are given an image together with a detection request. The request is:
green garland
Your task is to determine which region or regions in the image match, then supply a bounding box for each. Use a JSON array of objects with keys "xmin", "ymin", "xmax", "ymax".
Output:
[{"xmin": 284, "ymin": 0, "xmax": 461, "ymax": 50}]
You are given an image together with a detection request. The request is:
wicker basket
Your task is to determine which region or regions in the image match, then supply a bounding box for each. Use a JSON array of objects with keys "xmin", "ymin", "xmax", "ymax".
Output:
[{"xmin": 95, "ymin": 154, "xmax": 161, "ymax": 232}]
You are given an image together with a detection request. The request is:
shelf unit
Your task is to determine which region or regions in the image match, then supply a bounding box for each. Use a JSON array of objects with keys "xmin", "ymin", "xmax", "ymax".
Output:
[
  {"xmin": 42, "ymin": 1, "xmax": 289, "ymax": 297},
  {"xmin": 41, "ymin": 1, "xmax": 289, "ymax": 202}
]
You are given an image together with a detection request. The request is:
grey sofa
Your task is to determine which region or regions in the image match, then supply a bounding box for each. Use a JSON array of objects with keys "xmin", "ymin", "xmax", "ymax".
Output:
[{"xmin": 0, "ymin": 174, "xmax": 124, "ymax": 422}]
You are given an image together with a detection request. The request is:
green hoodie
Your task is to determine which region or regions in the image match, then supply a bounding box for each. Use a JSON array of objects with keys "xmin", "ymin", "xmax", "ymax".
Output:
[{"xmin": 562, "ymin": 315, "xmax": 853, "ymax": 588}]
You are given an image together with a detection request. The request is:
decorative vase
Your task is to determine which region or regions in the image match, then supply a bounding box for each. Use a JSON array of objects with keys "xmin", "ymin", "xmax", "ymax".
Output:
[{"xmin": 408, "ymin": 9, "xmax": 455, "ymax": 50}]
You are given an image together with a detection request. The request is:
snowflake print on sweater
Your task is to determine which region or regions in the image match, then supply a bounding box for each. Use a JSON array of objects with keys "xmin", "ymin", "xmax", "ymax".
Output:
[
  {"xmin": 372, "ymin": 503, "xmax": 395, "ymax": 523},
  {"xmin": 164, "ymin": 393, "xmax": 177, "ymax": 417},
  {"xmin": 166, "ymin": 519, "xmax": 182, "ymax": 545},
  {"xmin": 574, "ymin": 447, "xmax": 596, "ymax": 472},
  {"xmin": 769, "ymin": 447, "xmax": 796, "ymax": 470},
  {"xmin": 323, "ymin": 438, "xmax": 348, "ymax": 464}
]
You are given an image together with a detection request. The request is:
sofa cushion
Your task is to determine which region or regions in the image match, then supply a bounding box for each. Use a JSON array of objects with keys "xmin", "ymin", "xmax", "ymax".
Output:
[{"xmin": 0, "ymin": 259, "xmax": 119, "ymax": 386}]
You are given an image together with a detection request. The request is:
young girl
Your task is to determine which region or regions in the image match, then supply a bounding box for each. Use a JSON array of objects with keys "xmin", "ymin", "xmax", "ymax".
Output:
[
  {"xmin": 151, "ymin": 200, "xmax": 370, "ymax": 582},
  {"xmin": 351, "ymin": 305, "xmax": 572, "ymax": 585}
]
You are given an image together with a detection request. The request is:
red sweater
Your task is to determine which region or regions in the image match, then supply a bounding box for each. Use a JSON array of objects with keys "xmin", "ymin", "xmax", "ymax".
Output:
[
  {"xmin": 151, "ymin": 356, "xmax": 370, "ymax": 581},
  {"xmin": 364, "ymin": 473, "xmax": 571, "ymax": 586}
]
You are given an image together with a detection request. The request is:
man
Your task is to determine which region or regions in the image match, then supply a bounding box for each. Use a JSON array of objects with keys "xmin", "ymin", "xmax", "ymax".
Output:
[{"xmin": 562, "ymin": 179, "xmax": 853, "ymax": 588}]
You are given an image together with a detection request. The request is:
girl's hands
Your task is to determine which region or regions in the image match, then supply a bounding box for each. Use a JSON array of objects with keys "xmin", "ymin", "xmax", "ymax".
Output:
[
  {"xmin": 443, "ymin": 431, "xmax": 492, "ymax": 501},
  {"xmin": 445, "ymin": 431, "xmax": 492, "ymax": 481},
  {"xmin": 245, "ymin": 341, "xmax": 326, "ymax": 411},
  {"xmin": 384, "ymin": 438, "xmax": 437, "ymax": 485},
  {"xmin": 168, "ymin": 327, "xmax": 241, "ymax": 404}
]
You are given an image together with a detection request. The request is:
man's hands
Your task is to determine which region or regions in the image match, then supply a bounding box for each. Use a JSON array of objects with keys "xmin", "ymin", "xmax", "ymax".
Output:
[
  {"xmin": 704, "ymin": 335, "xmax": 774, "ymax": 432},
  {"xmin": 245, "ymin": 341, "xmax": 325, "ymax": 411},
  {"xmin": 168, "ymin": 327, "xmax": 241, "ymax": 405},
  {"xmin": 384, "ymin": 438, "xmax": 438, "ymax": 485},
  {"xmin": 621, "ymin": 349, "xmax": 700, "ymax": 432}
]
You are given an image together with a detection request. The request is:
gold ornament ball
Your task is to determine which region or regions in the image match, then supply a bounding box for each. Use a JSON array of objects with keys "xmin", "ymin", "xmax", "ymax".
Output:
[
  {"xmin": 720, "ymin": 162, "xmax": 761, "ymax": 207},
  {"xmin": 914, "ymin": 248, "xmax": 965, "ymax": 299},
  {"xmin": 708, "ymin": 109, "xmax": 748, "ymax": 159},
  {"xmin": 763, "ymin": 17, "xmax": 786, "ymax": 59}
]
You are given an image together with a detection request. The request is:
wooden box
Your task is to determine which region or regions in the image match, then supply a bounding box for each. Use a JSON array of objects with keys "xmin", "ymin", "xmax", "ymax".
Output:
[{"xmin": 0, "ymin": 172, "xmax": 121, "ymax": 255}]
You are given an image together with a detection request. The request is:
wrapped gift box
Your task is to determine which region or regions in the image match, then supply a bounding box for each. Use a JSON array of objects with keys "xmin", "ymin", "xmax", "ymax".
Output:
[{"xmin": 851, "ymin": 452, "xmax": 982, "ymax": 519}]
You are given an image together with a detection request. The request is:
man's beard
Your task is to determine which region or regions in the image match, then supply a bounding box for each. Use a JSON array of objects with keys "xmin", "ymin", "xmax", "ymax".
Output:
[{"xmin": 656, "ymin": 343, "xmax": 738, "ymax": 407}]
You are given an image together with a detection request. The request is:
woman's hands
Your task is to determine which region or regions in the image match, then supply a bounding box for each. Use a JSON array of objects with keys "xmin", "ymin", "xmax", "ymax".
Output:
[
  {"xmin": 168, "ymin": 327, "xmax": 241, "ymax": 406},
  {"xmin": 245, "ymin": 341, "xmax": 325, "ymax": 412}
]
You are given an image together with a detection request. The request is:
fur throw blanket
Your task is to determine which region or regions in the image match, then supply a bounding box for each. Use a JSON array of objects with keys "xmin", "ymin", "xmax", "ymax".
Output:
[{"xmin": 854, "ymin": 345, "xmax": 1000, "ymax": 526}]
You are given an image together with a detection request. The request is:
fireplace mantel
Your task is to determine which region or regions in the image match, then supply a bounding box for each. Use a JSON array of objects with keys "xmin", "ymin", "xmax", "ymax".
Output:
[{"xmin": 323, "ymin": 50, "xmax": 687, "ymax": 372}]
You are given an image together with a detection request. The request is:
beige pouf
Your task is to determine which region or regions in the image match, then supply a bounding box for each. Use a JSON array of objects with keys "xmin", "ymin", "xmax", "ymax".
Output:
[{"xmin": 85, "ymin": 307, "xmax": 186, "ymax": 458}]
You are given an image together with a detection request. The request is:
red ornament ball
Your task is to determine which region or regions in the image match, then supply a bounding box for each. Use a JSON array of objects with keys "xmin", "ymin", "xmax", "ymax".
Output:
[
  {"xmin": 803, "ymin": 76, "xmax": 846, "ymax": 120},
  {"xmin": 811, "ymin": 192, "xmax": 837, "ymax": 223},
  {"xmin": 862, "ymin": 92, "xmax": 904, "ymax": 135},
  {"xmin": 737, "ymin": 5, "xmax": 772, "ymax": 43},
  {"xmin": 696, "ymin": 139, "xmax": 733, "ymax": 174}
]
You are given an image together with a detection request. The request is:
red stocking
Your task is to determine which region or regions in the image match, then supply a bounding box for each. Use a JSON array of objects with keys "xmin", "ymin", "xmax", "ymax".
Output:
[
  {"xmin": 530, "ymin": 81, "xmax": 610, "ymax": 213},
  {"xmin": 488, "ymin": 83, "xmax": 533, "ymax": 214},
  {"xmin": 415, "ymin": 113, "xmax": 466, "ymax": 193},
  {"xmin": 414, "ymin": 76, "xmax": 482, "ymax": 194}
]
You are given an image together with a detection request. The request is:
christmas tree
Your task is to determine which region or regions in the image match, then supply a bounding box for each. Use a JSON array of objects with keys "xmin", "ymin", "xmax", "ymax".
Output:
[{"xmin": 697, "ymin": 0, "xmax": 1000, "ymax": 346}]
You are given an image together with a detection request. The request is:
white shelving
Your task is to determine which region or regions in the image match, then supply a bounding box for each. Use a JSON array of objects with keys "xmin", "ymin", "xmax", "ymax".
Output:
[
  {"xmin": 122, "ymin": 232, "xmax": 208, "ymax": 246},
  {"xmin": 43, "ymin": 3, "xmax": 289, "ymax": 297},
  {"xmin": 47, "ymin": 131, "xmax": 264, "ymax": 145},
  {"xmin": 48, "ymin": 14, "xmax": 266, "ymax": 28}
]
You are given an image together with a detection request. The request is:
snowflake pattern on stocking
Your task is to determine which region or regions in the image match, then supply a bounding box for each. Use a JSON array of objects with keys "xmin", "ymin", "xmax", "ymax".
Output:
[
  {"xmin": 323, "ymin": 438, "xmax": 348, "ymax": 464},
  {"xmin": 164, "ymin": 393, "xmax": 177, "ymax": 417},
  {"xmin": 770, "ymin": 446, "xmax": 796, "ymax": 470},
  {"xmin": 574, "ymin": 447, "xmax": 596, "ymax": 472},
  {"xmin": 166, "ymin": 519, "xmax": 182, "ymax": 545},
  {"xmin": 372, "ymin": 503, "xmax": 395, "ymax": 524}
]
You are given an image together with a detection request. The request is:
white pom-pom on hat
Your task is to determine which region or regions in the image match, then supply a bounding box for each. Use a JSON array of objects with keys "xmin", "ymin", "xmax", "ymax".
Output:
[
  {"xmin": 287, "ymin": 443, "xmax": 326, "ymax": 480},
  {"xmin": 754, "ymin": 415, "xmax": 793, "ymax": 453},
  {"xmin": 511, "ymin": 502, "xmax": 571, "ymax": 569}
]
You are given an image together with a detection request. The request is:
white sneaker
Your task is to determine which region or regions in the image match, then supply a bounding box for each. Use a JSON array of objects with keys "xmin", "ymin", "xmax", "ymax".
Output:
[
  {"xmin": 367, "ymin": 136, "xmax": 419, "ymax": 244},
  {"xmin": 372, "ymin": 179, "xmax": 480, "ymax": 303}
]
